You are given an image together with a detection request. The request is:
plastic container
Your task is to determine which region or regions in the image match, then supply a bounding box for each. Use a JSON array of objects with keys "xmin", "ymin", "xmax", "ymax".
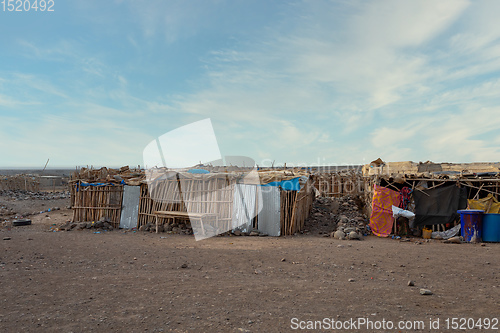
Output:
[
  {"xmin": 482, "ymin": 213, "xmax": 500, "ymax": 242},
  {"xmin": 457, "ymin": 209, "xmax": 484, "ymax": 242},
  {"xmin": 422, "ymin": 228, "xmax": 432, "ymax": 239}
]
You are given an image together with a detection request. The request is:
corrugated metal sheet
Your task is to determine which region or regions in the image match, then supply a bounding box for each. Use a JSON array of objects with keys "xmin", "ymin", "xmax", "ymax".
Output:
[
  {"xmin": 119, "ymin": 185, "xmax": 140, "ymax": 229},
  {"xmin": 258, "ymin": 186, "xmax": 281, "ymax": 236},
  {"xmin": 232, "ymin": 184, "xmax": 259, "ymax": 232}
]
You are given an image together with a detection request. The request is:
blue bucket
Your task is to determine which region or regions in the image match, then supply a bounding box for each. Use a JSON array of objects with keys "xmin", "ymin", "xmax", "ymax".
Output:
[
  {"xmin": 457, "ymin": 210, "xmax": 484, "ymax": 242},
  {"xmin": 483, "ymin": 214, "xmax": 500, "ymax": 242}
]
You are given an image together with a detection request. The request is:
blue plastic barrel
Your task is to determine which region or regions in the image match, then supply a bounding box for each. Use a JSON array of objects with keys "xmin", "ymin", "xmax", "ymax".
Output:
[
  {"xmin": 483, "ymin": 214, "xmax": 500, "ymax": 242},
  {"xmin": 457, "ymin": 210, "xmax": 484, "ymax": 242}
]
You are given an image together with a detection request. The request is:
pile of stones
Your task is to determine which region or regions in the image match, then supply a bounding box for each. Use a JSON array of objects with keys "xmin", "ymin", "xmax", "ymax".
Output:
[
  {"xmin": 303, "ymin": 195, "xmax": 368, "ymax": 239},
  {"xmin": 139, "ymin": 222, "xmax": 193, "ymax": 235},
  {"xmin": 56, "ymin": 217, "xmax": 115, "ymax": 231},
  {"xmin": 332, "ymin": 196, "xmax": 368, "ymax": 240}
]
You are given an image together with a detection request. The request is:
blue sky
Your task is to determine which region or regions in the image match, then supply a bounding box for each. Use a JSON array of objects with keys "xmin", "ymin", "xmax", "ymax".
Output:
[{"xmin": 1, "ymin": 0, "xmax": 500, "ymax": 168}]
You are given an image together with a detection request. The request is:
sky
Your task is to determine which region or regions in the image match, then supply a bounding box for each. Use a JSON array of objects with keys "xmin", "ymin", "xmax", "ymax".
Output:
[{"xmin": 1, "ymin": 0, "xmax": 500, "ymax": 168}]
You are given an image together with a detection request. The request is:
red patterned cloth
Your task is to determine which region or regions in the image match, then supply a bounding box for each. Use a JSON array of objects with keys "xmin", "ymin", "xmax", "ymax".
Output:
[
  {"xmin": 369, "ymin": 184, "xmax": 401, "ymax": 237},
  {"xmin": 399, "ymin": 186, "xmax": 412, "ymax": 209}
]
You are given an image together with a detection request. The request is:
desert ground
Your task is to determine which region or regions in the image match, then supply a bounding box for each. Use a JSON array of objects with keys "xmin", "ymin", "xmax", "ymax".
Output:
[{"xmin": 0, "ymin": 193, "xmax": 499, "ymax": 333}]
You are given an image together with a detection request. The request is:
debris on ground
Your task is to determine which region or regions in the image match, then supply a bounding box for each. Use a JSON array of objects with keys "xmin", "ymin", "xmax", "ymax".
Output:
[
  {"xmin": 443, "ymin": 236, "xmax": 462, "ymax": 244},
  {"xmin": 419, "ymin": 289, "xmax": 433, "ymax": 295}
]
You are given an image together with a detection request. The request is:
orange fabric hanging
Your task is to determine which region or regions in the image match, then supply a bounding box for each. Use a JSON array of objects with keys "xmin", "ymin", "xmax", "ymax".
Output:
[{"xmin": 369, "ymin": 184, "xmax": 401, "ymax": 237}]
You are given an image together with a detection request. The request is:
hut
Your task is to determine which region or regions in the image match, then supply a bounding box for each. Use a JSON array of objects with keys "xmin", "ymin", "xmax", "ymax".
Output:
[
  {"xmin": 69, "ymin": 166, "xmax": 315, "ymax": 236},
  {"xmin": 363, "ymin": 159, "xmax": 500, "ymax": 237}
]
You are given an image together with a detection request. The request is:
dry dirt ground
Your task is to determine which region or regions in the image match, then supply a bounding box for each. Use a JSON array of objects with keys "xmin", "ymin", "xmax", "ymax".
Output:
[{"xmin": 0, "ymin": 197, "xmax": 499, "ymax": 332}]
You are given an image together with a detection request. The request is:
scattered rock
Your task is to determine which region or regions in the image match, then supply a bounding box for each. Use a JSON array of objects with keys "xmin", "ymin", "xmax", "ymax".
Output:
[
  {"xmin": 420, "ymin": 289, "xmax": 433, "ymax": 295},
  {"xmin": 334, "ymin": 230, "xmax": 346, "ymax": 240},
  {"xmin": 408, "ymin": 280, "xmax": 415, "ymax": 286},
  {"xmin": 348, "ymin": 278, "xmax": 355, "ymax": 282},
  {"xmin": 3, "ymin": 237, "xmax": 11, "ymax": 241},
  {"xmin": 348, "ymin": 231, "xmax": 361, "ymax": 240},
  {"xmin": 181, "ymin": 263, "xmax": 188, "ymax": 269},
  {"xmin": 237, "ymin": 328, "xmax": 251, "ymax": 333},
  {"xmin": 344, "ymin": 227, "xmax": 355, "ymax": 233}
]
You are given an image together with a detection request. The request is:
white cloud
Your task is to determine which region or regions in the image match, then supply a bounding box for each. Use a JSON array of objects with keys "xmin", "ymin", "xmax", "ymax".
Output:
[
  {"xmin": 17, "ymin": 39, "xmax": 107, "ymax": 79},
  {"xmin": 157, "ymin": 1, "xmax": 477, "ymax": 164},
  {"xmin": 119, "ymin": 0, "xmax": 220, "ymax": 43},
  {"xmin": 0, "ymin": 94, "xmax": 39, "ymax": 108},
  {"xmin": 349, "ymin": 0, "xmax": 469, "ymax": 48},
  {"xmin": 12, "ymin": 74, "xmax": 68, "ymax": 98}
]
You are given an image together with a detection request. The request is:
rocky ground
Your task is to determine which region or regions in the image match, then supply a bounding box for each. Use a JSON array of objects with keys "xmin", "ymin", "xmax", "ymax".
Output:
[
  {"xmin": 0, "ymin": 194, "xmax": 499, "ymax": 332},
  {"xmin": 0, "ymin": 190, "xmax": 70, "ymax": 224}
]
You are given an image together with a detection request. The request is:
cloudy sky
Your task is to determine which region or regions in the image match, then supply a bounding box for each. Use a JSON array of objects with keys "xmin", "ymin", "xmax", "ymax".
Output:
[{"xmin": 1, "ymin": 0, "xmax": 500, "ymax": 168}]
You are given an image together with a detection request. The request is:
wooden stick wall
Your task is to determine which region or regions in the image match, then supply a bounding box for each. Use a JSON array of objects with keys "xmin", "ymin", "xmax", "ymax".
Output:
[
  {"xmin": 179, "ymin": 176, "xmax": 234, "ymax": 231},
  {"xmin": 138, "ymin": 176, "xmax": 235, "ymax": 229},
  {"xmin": 280, "ymin": 179, "xmax": 315, "ymax": 235},
  {"xmin": 70, "ymin": 183, "xmax": 123, "ymax": 228},
  {"xmin": 138, "ymin": 182, "xmax": 185, "ymax": 227}
]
